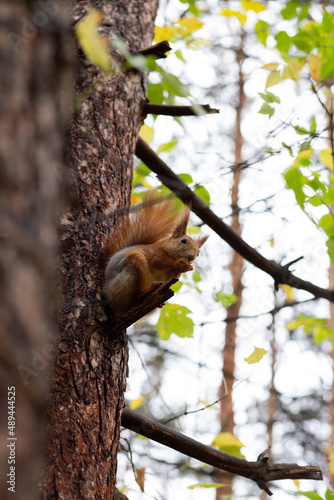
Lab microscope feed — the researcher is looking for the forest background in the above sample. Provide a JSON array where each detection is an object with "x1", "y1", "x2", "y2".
[{"x1": 116, "y1": 1, "x2": 334, "y2": 499}]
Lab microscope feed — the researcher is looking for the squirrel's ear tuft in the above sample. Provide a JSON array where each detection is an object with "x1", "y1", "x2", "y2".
[
  {"x1": 197, "y1": 234, "x2": 209, "y2": 248},
  {"x1": 172, "y1": 208, "x2": 190, "y2": 238}
]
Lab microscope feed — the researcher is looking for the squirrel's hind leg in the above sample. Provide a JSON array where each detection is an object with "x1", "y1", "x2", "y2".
[{"x1": 124, "y1": 250, "x2": 154, "y2": 297}]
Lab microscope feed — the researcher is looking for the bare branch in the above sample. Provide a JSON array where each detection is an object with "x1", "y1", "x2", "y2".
[
  {"x1": 133, "y1": 40, "x2": 171, "y2": 59},
  {"x1": 121, "y1": 408, "x2": 322, "y2": 496},
  {"x1": 135, "y1": 137, "x2": 334, "y2": 303},
  {"x1": 143, "y1": 103, "x2": 220, "y2": 116}
]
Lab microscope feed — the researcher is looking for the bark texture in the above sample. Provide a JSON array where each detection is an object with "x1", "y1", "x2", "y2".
[
  {"x1": 0, "y1": 2, "x2": 74, "y2": 499},
  {"x1": 40, "y1": 1, "x2": 159, "y2": 499}
]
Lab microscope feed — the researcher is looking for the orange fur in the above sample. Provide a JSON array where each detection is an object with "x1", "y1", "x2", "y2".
[
  {"x1": 103, "y1": 192, "x2": 208, "y2": 316},
  {"x1": 104, "y1": 194, "x2": 189, "y2": 258}
]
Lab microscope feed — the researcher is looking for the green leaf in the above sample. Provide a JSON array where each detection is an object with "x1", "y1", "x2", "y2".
[
  {"x1": 255, "y1": 20, "x2": 270, "y2": 46},
  {"x1": 192, "y1": 270, "x2": 201, "y2": 283},
  {"x1": 291, "y1": 30, "x2": 316, "y2": 52},
  {"x1": 211, "y1": 432, "x2": 245, "y2": 459},
  {"x1": 326, "y1": 238, "x2": 334, "y2": 264},
  {"x1": 147, "y1": 83, "x2": 164, "y2": 105},
  {"x1": 188, "y1": 483, "x2": 227, "y2": 490},
  {"x1": 132, "y1": 163, "x2": 151, "y2": 186},
  {"x1": 161, "y1": 72, "x2": 190, "y2": 97},
  {"x1": 319, "y1": 213, "x2": 334, "y2": 238},
  {"x1": 320, "y1": 46, "x2": 334, "y2": 81},
  {"x1": 300, "y1": 141, "x2": 311, "y2": 151},
  {"x1": 258, "y1": 102, "x2": 275, "y2": 118},
  {"x1": 284, "y1": 167, "x2": 307, "y2": 208},
  {"x1": 308, "y1": 195, "x2": 322, "y2": 207},
  {"x1": 298, "y1": 3, "x2": 309, "y2": 21},
  {"x1": 194, "y1": 185, "x2": 211, "y2": 205},
  {"x1": 310, "y1": 116, "x2": 317, "y2": 133},
  {"x1": 258, "y1": 91, "x2": 281, "y2": 104},
  {"x1": 297, "y1": 491, "x2": 324, "y2": 500},
  {"x1": 186, "y1": 224, "x2": 201, "y2": 235},
  {"x1": 326, "y1": 490, "x2": 334, "y2": 500},
  {"x1": 156, "y1": 138, "x2": 178, "y2": 154},
  {"x1": 275, "y1": 31, "x2": 291, "y2": 54},
  {"x1": 215, "y1": 291, "x2": 237, "y2": 308},
  {"x1": 322, "y1": 11, "x2": 334, "y2": 34},
  {"x1": 170, "y1": 281, "x2": 183, "y2": 292},
  {"x1": 179, "y1": 173, "x2": 193, "y2": 185},
  {"x1": 281, "y1": 0, "x2": 300, "y2": 21},
  {"x1": 156, "y1": 304, "x2": 194, "y2": 340},
  {"x1": 286, "y1": 314, "x2": 334, "y2": 344},
  {"x1": 174, "y1": 49, "x2": 186, "y2": 62}
]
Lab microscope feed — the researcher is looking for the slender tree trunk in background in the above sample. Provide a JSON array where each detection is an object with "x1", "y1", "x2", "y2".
[
  {"x1": 0, "y1": 3, "x2": 74, "y2": 499},
  {"x1": 39, "y1": 1, "x2": 160, "y2": 498},
  {"x1": 260, "y1": 307, "x2": 278, "y2": 500},
  {"x1": 325, "y1": 90, "x2": 334, "y2": 490},
  {"x1": 216, "y1": 39, "x2": 246, "y2": 500}
]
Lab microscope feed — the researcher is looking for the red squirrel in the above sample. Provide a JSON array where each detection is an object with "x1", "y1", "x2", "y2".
[{"x1": 103, "y1": 193, "x2": 208, "y2": 316}]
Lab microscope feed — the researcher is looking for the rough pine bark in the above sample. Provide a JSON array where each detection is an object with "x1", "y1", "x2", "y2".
[
  {"x1": 39, "y1": 1, "x2": 159, "y2": 499},
  {"x1": 0, "y1": 2, "x2": 74, "y2": 499}
]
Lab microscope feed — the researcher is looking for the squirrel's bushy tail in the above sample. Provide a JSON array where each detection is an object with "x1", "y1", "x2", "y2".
[{"x1": 104, "y1": 193, "x2": 189, "y2": 258}]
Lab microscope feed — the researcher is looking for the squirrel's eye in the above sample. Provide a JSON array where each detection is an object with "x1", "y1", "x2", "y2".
[{"x1": 181, "y1": 237, "x2": 188, "y2": 244}]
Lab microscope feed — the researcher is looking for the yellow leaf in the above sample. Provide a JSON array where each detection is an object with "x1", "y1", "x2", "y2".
[
  {"x1": 139, "y1": 124, "x2": 154, "y2": 145},
  {"x1": 286, "y1": 320, "x2": 301, "y2": 330},
  {"x1": 279, "y1": 284, "x2": 294, "y2": 303},
  {"x1": 309, "y1": 54, "x2": 321, "y2": 82},
  {"x1": 188, "y1": 38, "x2": 213, "y2": 49},
  {"x1": 199, "y1": 400, "x2": 218, "y2": 409},
  {"x1": 320, "y1": 148, "x2": 334, "y2": 170},
  {"x1": 241, "y1": 0, "x2": 266, "y2": 13},
  {"x1": 131, "y1": 193, "x2": 143, "y2": 205},
  {"x1": 292, "y1": 148, "x2": 314, "y2": 168},
  {"x1": 75, "y1": 9, "x2": 112, "y2": 73},
  {"x1": 244, "y1": 347, "x2": 267, "y2": 364},
  {"x1": 329, "y1": 452, "x2": 334, "y2": 474},
  {"x1": 176, "y1": 16, "x2": 204, "y2": 34},
  {"x1": 219, "y1": 9, "x2": 247, "y2": 26},
  {"x1": 154, "y1": 25, "x2": 174, "y2": 44},
  {"x1": 293, "y1": 479, "x2": 300, "y2": 489},
  {"x1": 142, "y1": 179, "x2": 154, "y2": 189},
  {"x1": 262, "y1": 63, "x2": 280, "y2": 70},
  {"x1": 283, "y1": 58, "x2": 305, "y2": 84},
  {"x1": 135, "y1": 468, "x2": 145, "y2": 492},
  {"x1": 212, "y1": 432, "x2": 244, "y2": 449},
  {"x1": 304, "y1": 21, "x2": 320, "y2": 31},
  {"x1": 265, "y1": 69, "x2": 282, "y2": 89},
  {"x1": 129, "y1": 396, "x2": 145, "y2": 410}
]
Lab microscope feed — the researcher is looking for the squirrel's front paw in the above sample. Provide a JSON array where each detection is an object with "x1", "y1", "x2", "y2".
[{"x1": 178, "y1": 258, "x2": 193, "y2": 272}]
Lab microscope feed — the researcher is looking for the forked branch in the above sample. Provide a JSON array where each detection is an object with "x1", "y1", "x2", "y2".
[{"x1": 121, "y1": 408, "x2": 322, "y2": 496}]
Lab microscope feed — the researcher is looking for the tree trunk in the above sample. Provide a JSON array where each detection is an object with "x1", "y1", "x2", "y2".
[
  {"x1": 39, "y1": 1, "x2": 159, "y2": 499},
  {"x1": 0, "y1": 2, "x2": 74, "y2": 500},
  {"x1": 216, "y1": 37, "x2": 246, "y2": 500}
]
